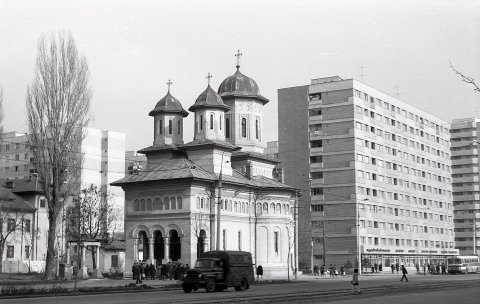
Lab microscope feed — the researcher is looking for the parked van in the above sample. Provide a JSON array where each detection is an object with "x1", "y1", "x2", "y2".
[{"x1": 182, "y1": 251, "x2": 254, "y2": 293}]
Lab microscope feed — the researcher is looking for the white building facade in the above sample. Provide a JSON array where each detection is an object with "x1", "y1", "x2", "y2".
[
  {"x1": 278, "y1": 76, "x2": 458, "y2": 271},
  {"x1": 113, "y1": 62, "x2": 296, "y2": 277},
  {"x1": 450, "y1": 117, "x2": 480, "y2": 255}
]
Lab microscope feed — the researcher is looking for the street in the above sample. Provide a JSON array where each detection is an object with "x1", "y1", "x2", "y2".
[{"x1": 1, "y1": 274, "x2": 479, "y2": 304}]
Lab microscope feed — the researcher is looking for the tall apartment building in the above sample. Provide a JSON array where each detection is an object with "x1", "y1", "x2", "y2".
[
  {"x1": 450, "y1": 117, "x2": 480, "y2": 255},
  {"x1": 0, "y1": 128, "x2": 126, "y2": 232},
  {"x1": 278, "y1": 76, "x2": 458, "y2": 271}
]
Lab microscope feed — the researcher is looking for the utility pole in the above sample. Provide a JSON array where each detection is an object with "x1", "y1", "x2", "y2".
[
  {"x1": 216, "y1": 151, "x2": 225, "y2": 251},
  {"x1": 294, "y1": 187, "x2": 298, "y2": 279}
]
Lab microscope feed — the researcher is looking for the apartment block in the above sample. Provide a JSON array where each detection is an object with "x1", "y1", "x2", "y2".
[
  {"x1": 278, "y1": 76, "x2": 457, "y2": 271},
  {"x1": 450, "y1": 117, "x2": 480, "y2": 255}
]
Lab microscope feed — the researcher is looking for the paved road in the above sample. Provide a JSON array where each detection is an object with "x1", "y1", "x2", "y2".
[{"x1": 1, "y1": 274, "x2": 479, "y2": 304}]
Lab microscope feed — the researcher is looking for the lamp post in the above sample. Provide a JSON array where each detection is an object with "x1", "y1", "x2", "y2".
[
  {"x1": 357, "y1": 198, "x2": 368, "y2": 275},
  {"x1": 216, "y1": 152, "x2": 225, "y2": 251}
]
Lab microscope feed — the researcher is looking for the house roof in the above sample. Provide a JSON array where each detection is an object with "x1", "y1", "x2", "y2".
[{"x1": 0, "y1": 182, "x2": 36, "y2": 212}]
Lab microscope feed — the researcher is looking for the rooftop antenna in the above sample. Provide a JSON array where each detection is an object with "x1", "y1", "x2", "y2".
[
  {"x1": 358, "y1": 65, "x2": 366, "y2": 82},
  {"x1": 166, "y1": 79, "x2": 172, "y2": 92},
  {"x1": 206, "y1": 73, "x2": 213, "y2": 86},
  {"x1": 235, "y1": 49, "x2": 242, "y2": 70},
  {"x1": 395, "y1": 85, "x2": 401, "y2": 99}
]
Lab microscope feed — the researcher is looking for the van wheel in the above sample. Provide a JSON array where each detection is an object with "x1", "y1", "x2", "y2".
[
  {"x1": 205, "y1": 278, "x2": 217, "y2": 292},
  {"x1": 235, "y1": 278, "x2": 248, "y2": 291},
  {"x1": 182, "y1": 284, "x2": 193, "y2": 293}
]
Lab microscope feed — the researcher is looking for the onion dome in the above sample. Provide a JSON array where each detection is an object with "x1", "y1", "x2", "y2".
[
  {"x1": 188, "y1": 85, "x2": 230, "y2": 112},
  {"x1": 149, "y1": 91, "x2": 189, "y2": 117},
  {"x1": 218, "y1": 68, "x2": 269, "y2": 104}
]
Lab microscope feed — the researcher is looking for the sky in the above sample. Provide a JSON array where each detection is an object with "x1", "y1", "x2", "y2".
[{"x1": 0, "y1": 0, "x2": 479, "y2": 151}]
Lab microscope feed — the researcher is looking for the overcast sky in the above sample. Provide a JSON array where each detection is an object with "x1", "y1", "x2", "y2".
[{"x1": 1, "y1": 0, "x2": 479, "y2": 151}]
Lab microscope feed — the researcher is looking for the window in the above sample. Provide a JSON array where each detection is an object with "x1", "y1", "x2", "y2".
[
  {"x1": 255, "y1": 119, "x2": 259, "y2": 139},
  {"x1": 210, "y1": 114, "x2": 214, "y2": 130},
  {"x1": 6, "y1": 246, "x2": 14, "y2": 258},
  {"x1": 24, "y1": 219, "x2": 31, "y2": 233},
  {"x1": 140, "y1": 199, "x2": 146, "y2": 211},
  {"x1": 219, "y1": 115, "x2": 222, "y2": 130},
  {"x1": 223, "y1": 229, "x2": 227, "y2": 250},
  {"x1": 177, "y1": 120, "x2": 181, "y2": 134},
  {"x1": 177, "y1": 197, "x2": 182, "y2": 209},
  {"x1": 25, "y1": 246, "x2": 30, "y2": 259},
  {"x1": 200, "y1": 115, "x2": 203, "y2": 130},
  {"x1": 40, "y1": 199, "x2": 46, "y2": 208},
  {"x1": 274, "y1": 231, "x2": 279, "y2": 255},
  {"x1": 159, "y1": 120, "x2": 163, "y2": 134},
  {"x1": 7, "y1": 219, "x2": 15, "y2": 232},
  {"x1": 111, "y1": 255, "x2": 119, "y2": 268},
  {"x1": 226, "y1": 117, "x2": 230, "y2": 138},
  {"x1": 168, "y1": 120, "x2": 173, "y2": 134},
  {"x1": 238, "y1": 231, "x2": 242, "y2": 251},
  {"x1": 241, "y1": 118, "x2": 247, "y2": 138},
  {"x1": 134, "y1": 199, "x2": 139, "y2": 211}
]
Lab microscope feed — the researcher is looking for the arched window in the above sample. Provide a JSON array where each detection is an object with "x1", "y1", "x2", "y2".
[
  {"x1": 241, "y1": 118, "x2": 247, "y2": 138},
  {"x1": 147, "y1": 199, "x2": 152, "y2": 210},
  {"x1": 226, "y1": 117, "x2": 230, "y2": 138},
  {"x1": 168, "y1": 120, "x2": 173, "y2": 134},
  {"x1": 159, "y1": 120, "x2": 163, "y2": 134},
  {"x1": 200, "y1": 115, "x2": 203, "y2": 130},
  {"x1": 234, "y1": 202, "x2": 238, "y2": 213},
  {"x1": 255, "y1": 119, "x2": 259, "y2": 139},
  {"x1": 177, "y1": 197, "x2": 182, "y2": 209},
  {"x1": 270, "y1": 203, "x2": 275, "y2": 213},
  {"x1": 197, "y1": 197, "x2": 201, "y2": 209},
  {"x1": 228, "y1": 200, "x2": 233, "y2": 212},
  {"x1": 219, "y1": 115, "x2": 222, "y2": 130},
  {"x1": 178, "y1": 120, "x2": 181, "y2": 134},
  {"x1": 210, "y1": 114, "x2": 214, "y2": 130},
  {"x1": 201, "y1": 198, "x2": 204, "y2": 209},
  {"x1": 171, "y1": 197, "x2": 176, "y2": 209},
  {"x1": 140, "y1": 199, "x2": 146, "y2": 211},
  {"x1": 154, "y1": 198, "x2": 161, "y2": 210},
  {"x1": 164, "y1": 197, "x2": 170, "y2": 210},
  {"x1": 263, "y1": 202, "x2": 268, "y2": 214},
  {"x1": 134, "y1": 199, "x2": 139, "y2": 211},
  {"x1": 277, "y1": 203, "x2": 282, "y2": 214}
]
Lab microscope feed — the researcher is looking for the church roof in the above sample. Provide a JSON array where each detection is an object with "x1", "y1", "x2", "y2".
[
  {"x1": 180, "y1": 139, "x2": 240, "y2": 151},
  {"x1": 149, "y1": 91, "x2": 189, "y2": 117},
  {"x1": 188, "y1": 85, "x2": 230, "y2": 112},
  {"x1": 218, "y1": 68, "x2": 269, "y2": 104},
  {"x1": 231, "y1": 150, "x2": 280, "y2": 164},
  {"x1": 111, "y1": 156, "x2": 294, "y2": 192}
]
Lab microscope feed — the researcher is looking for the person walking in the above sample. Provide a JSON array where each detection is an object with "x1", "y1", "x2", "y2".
[
  {"x1": 391, "y1": 264, "x2": 395, "y2": 274},
  {"x1": 351, "y1": 268, "x2": 361, "y2": 295},
  {"x1": 256, "y1": 265, "x2": 263, "y2": 279},
  {"x1": 134, "y1": 263, "x2": 143, "y2": 284},
  {"x1": 374, "y1": 263, "x2": 378, "y2": 273},
  {"x1": 395, "y1": 263, "x2": 399, "y2": 274},
  {"x1": 400, "y1": 265, "x2": 408, "y2": 282},
  {"x1": 150, "y1": 264, "x2": 156, "y2": 280}
]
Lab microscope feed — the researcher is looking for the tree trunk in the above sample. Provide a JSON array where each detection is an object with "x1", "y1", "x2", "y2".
[
  {"x1": 44, "y1": 209, "x2": 58, "y2": 280},
  {"x1": 0, "y1": 245, "x2": 4, "y2": 273}
]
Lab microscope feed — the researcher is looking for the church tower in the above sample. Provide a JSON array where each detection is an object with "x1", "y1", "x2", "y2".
[
  {"x1": 189, "y1": 73, "x2": 230, "y2": 141},
  {"x1": 217, "y1": 51, "x2": 269, "y2": 153},
  {"x1": 149, "y1": 80, "x2": 189, "y2": 146}
]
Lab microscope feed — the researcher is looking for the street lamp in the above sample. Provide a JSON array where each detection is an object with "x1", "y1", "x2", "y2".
[{"x1": 357, "y1": 198, "x2": 368, "y2": 275}]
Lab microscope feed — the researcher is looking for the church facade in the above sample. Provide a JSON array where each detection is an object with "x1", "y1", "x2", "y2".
[{"x1": 112, "y1": 59, "x2": 296, "y2": 277}]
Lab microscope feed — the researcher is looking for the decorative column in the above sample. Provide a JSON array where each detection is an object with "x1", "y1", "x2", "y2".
[
  {"x1": 163, "y1": 237, "x2": 170, "y2": 263},
  {"x1": 148, "y1": 238, "x2": 155, "y2": 264},
  {"x1": 133, "y1": 240, "x2": 138, "y2": 262},
  {"x1": 79, "y1": 243, "x2": 88, "y2": 279}
]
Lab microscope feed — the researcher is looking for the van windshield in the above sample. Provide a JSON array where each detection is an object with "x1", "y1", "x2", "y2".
[{"x1": 195, "y1": 259, "x2": 222, "y2": 268}]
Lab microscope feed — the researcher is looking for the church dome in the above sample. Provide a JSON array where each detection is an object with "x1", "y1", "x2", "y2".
[
  {"x1": 188, "y1": 85, "x2": 230, "y2": 112},
  {"x1": 149, "y1": 91, "x2": 189, "y2": 117},
  {"x1": 218, "y1": 68, "x2": 269, "y2": 104}
]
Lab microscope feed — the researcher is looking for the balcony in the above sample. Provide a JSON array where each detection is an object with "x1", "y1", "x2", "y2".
[
  {"x1": 452, "y1": 167, "x2": 479, "y2": 174},
  {"x1": 309, "y1": 115, "x2": 323, "y2": 124},
  {"x1": 451, "y1": 157, "x2": 478, "y2": 166},
  {"x1": 309, "y1": 99, "x2": 323, "y2": 108}
]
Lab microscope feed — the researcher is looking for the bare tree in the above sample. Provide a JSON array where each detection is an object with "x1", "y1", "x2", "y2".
[
  {"x1": 26, "y1": 31, "x2": 91, "y2": 279},
  {"x1": 191, "y1": 211, "x2": 209, "y2": 257},
  {"x1": 450, "y1": 63, "x2": 480, "y2": 93},
  {"x1": 64, "y1": 184, "x2": 118, "y2": 270},
  {"x1": 0, "y1": 201, "x2": 27, "y2": 273}
]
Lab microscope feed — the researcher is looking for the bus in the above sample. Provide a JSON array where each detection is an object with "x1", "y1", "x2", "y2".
[{"x1": 447, "y1": 256, "x2": 480, "y2": 274}]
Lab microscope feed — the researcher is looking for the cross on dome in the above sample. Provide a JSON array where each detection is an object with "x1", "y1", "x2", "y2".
[
  {"x1": 166, "y1": 79, "x2": 173, "y2": 92},
  {"x1": 235, "y1": 49, "x2": 242, "y2": 70},
  {"x1": 206, "y1": 73, "x2": 213, "y2": 85}
]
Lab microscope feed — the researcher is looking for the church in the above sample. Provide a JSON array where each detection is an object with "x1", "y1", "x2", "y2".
[{"x1": 112, "y1": 54, "x2": 297, "y2": 277}]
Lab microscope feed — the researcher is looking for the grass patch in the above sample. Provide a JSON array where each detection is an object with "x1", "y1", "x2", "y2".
[{"x1": 0, "y1": 284, "x2": 68, "y2": 296}]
